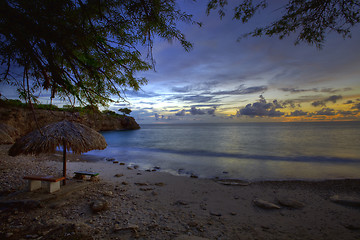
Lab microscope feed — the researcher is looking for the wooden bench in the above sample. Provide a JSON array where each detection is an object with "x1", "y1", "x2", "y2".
[
  {"x1": 74, "y1": 171, "x2": 99, "y2": 181},
  {"x1": 23, "y1": 175, "x2": 66, "y2": 193}
]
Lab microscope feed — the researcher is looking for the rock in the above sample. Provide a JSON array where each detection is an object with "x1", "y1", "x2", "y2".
[
  {"x1": 278, "y1": 198, "x2": 305, "y2": 209},
  {"x1": 190, "y1": 174, "x2": 198, "y2": 178},
  {"x1": 140, "y1": 187, "x2": 154, "y2": 191},
  {"x1": 127, "y1": 167, "x2": 133, "y2": 170},
  {"x1": 113, "y1": 161, "x2": 119, "y2": 164},
  {"x1": 210, "y1": 211, "x2": 222, "y2": 217},
  {"x1": 6, "y1": 233, "x2": 13, "y2": 238},
  {"x1": 119, "y1": 162, "x2": 126, "y2": 165},
  {"x1": 155, "y1": 182, "x2": 165, "y2": 186},
  {"x1": 135, "y1": 182, "x2": 149, "y2": 186},
  {"x1": 114, "y1": 174, "x2": 124, "y2": 177},
  {"x1": 330, "y1": 195, "x2": 360, "y2": 207},
  {"x1": 174, "y1": 235, "x2": 210, "y2": 240},
  {"x1": 133, "y1": 165, "x2": 139, "y2": 169},
  {"x1": 103, "y1": 191, "x2": 113, "y2": 197},
  {"x1": 122, "y1": 181, "x2": 129, "y2": 185},
  {"x1": 174, "y1": 200, "x2": 189, "y2": 206},
  {"x1": 216, "y1": 179, "x2": 250, "y2": 186},
  {"x1": 154, "y1": 166, "x2": 161, "y2": 170},
  {"x1": 91, "y1": 200, "x2": 108, "y2": 213},
  {"x1": 253, "y1": 198, "x2": 281, "y2": 209}
]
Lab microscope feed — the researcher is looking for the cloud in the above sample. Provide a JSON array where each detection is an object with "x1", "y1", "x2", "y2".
[
  {"x1": 325, "y1": 95, "x2": 342, "y2": 103},
  {"x1": 351, "y1": 103, "x2": 360, "y2": 111},
  {"x1": 175, "y1": 109, "x2": 186, "y2": 116},
  {"x1": 211, "y1": 85, "x2": 267, "y2": 95},
  {"x1": 313, "y1": 108, "x2": 336, "y2": 116},
  {"x1": 311, "y1": 95, "x2": 343, "y2": 107},
  {"x1": 207, "y1": 107, "x2": 216, "y2": 116},
  {"x1": 190, "y1": 106, "x2": 206, "y2": 115},
  {"x1": 168, "y1": 95, "x2": 215, "y2": 103},
  {"x1": 279, "y1": 88, "x2": 348, "y2": 94},
  {"x1": 288, "y1": 110, "x2": 308, "y2": 116},
  {"x1": 237, "y1": 95, "x2": 284, "y2": 117}
]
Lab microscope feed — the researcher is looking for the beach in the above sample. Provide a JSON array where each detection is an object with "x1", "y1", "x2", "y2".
[{"x1": 1, "y1": 145, "x2": 360, "y2": 240}]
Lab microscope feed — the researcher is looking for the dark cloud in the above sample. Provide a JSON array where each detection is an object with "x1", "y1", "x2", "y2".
[
  {"x1": 211, "y1": 85, "x2": 267, "y2": 95},
  {"x1": 311, "y1": 100, "x2": 326, "y2": 107},
  {"x1": 237, "y1": 95, "x2": 284, "y2": 117},
  {"x1": 175, "y1": 109, "x2": 186, "y2": 116},
  {"x1": 324, "y1": 95, "x2": 342, "y2": 103},
  {"x1": 351, "y1": 103, "x2": 360, "y2": 110},
  {"x1": 288, "y1": 110, "x2": 308, "y2": 116},
  {"x1": 207, "y1": 107, "x2": 217, "y2": 116},
  {"x1": 190, "y1": 106, "x2": 206, "y2": 115},
  {"x1": 172, "y1": 86, "x2": 192, "y2": 93},
  {"x1": 338, "y1": 110, "x2": 358, "y2": 116},
  {"x1": 313, "y1": 108, "x2": 336, "y2": 116},
  {"x1": 279, "y1": 88, "x2": 347, "y2": 94},
  {"x1": 155, "y1": 113, "x2": 164, "y2": 120},
  {"x1": 168, "y1": 95, "x2": 215, "y2": 103},
  {"x1": 311, "y1": 95, "x2": 342, "y2": 107}
]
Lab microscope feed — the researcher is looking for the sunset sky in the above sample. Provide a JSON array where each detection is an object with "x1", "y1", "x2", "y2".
[
  {"x1": 116, "y1": 1, "x2": 360, "y2": 124},
  {"x1": 3, "y1": 1, "x2": 360, "y2": 124}
]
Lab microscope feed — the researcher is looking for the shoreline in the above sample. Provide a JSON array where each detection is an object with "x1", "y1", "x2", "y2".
[{"x1": 1, "y1": 144, "x2": 360, "y2": 239}]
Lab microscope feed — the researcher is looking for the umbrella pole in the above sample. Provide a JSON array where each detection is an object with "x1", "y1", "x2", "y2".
[{"x1": 63, "y1": 141, "x2": 67, "y2": 185}]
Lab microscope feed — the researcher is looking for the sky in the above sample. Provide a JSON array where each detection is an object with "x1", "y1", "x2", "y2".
[{"x1": 2, "y1": 1, "x2": 360, "y2": 124}]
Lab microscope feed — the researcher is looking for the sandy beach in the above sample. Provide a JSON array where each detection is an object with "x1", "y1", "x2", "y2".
[{"x1": 1, "y1": 144, "x2": 360, "y2": 240}]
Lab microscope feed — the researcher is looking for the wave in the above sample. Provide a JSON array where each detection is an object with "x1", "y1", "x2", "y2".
[{"x1": 103, "y1": 146, "x2": 360, "y2": 164}]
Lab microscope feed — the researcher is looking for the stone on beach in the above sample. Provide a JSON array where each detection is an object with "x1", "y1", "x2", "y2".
[
  {"x1": 91, "y1": 200, "x2": 108, "y2": 213},
  {"x1": 330, "y1": 195, "x2": 360, "y2": 207},
  {"x1": 277, "y1": 198, "x2": 305, "y2": 209},
  {"x1": 253, "y1": 198, "x2": 281, "y2": 209}
]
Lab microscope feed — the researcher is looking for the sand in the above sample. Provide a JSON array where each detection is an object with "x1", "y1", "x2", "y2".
[{"x1": 1, "y1": 144, "x2": 360, "y2": 240}]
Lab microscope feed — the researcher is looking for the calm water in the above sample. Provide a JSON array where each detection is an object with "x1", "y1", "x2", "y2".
[{"x1": 86, "y1": 122, "x2": 360, "y2": 181}]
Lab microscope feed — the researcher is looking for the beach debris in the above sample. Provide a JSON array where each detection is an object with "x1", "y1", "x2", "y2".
[
  {"x1": 330, "y1": 195, "x2": 360, "y2": 207},
  {"x1": 277, "y1": 198, "x2": 305, "y2": 209},
  {"x1": 114, "y1": 174, "x2": 124, "y2": 178},
  {"x1": 91, "y1": 199, "x2": 108, "y2": 213},
  {"x1": 215, "y1": 179, "x2": 250, "y2": 186},
  {"x1": 253, "y1": 198, "x2": 281, "y2": 209}
]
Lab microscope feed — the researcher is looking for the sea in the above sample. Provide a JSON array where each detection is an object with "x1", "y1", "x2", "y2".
[{"x1": 85, "y1": 121, "x2": 360, "y2": 181}]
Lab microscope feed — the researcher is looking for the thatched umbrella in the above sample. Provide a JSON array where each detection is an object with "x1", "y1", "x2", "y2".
[
  {"x1": 8, "y1": 120, "x2": 107, "y2": 184},
  {"x1": 0, "y1": 123, "x2": 19, "y2": 144}
]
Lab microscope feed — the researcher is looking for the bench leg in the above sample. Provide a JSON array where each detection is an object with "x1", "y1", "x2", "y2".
[
  {"x1": 45, "y1": 181, "x2": 61, "y2": 193},
  {"x1": 28, "y1": 180, "x2": 41, "y2": 191}
]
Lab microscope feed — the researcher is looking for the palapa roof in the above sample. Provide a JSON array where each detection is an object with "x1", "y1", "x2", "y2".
[
  {"x1": 0, "y1": 123, "x2": 19, "y2": 144},
  {"x1": 8, "y1": 120, "x2": 107, "y2": 156}
]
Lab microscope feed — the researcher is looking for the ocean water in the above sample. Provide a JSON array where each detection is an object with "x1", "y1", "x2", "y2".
[{"x1": 86, "y1": 122, "x2": 360, "y2": 181}]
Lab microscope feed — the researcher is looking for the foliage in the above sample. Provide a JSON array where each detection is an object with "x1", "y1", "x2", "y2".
[
  {"x1": 118, "y1": 107, "x2": 132, "y2": 115},
  {"x1": 207, "y1": 0, "x2": 360, "y2": 48},
  {"x1": 0, "y1": 0, "x2": 197, "y2": 106}
]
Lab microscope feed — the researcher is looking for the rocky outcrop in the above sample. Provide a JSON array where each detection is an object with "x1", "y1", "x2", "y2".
[{"x1": 0, "y1": 105, "x2": 140, "y2": 137}]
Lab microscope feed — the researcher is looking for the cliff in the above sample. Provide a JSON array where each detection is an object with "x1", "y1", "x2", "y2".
[{"x1": 0, "y1": 104, "x2": 140, "y2": 138}]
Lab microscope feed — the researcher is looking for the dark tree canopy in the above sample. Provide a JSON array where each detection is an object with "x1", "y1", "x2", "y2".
[
  {"x1": 207, "y1": 0, "x2": 360, "y2": 48},
  {"x1": 0, "y1": 0, "x2": 196, "y2": 106}
]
